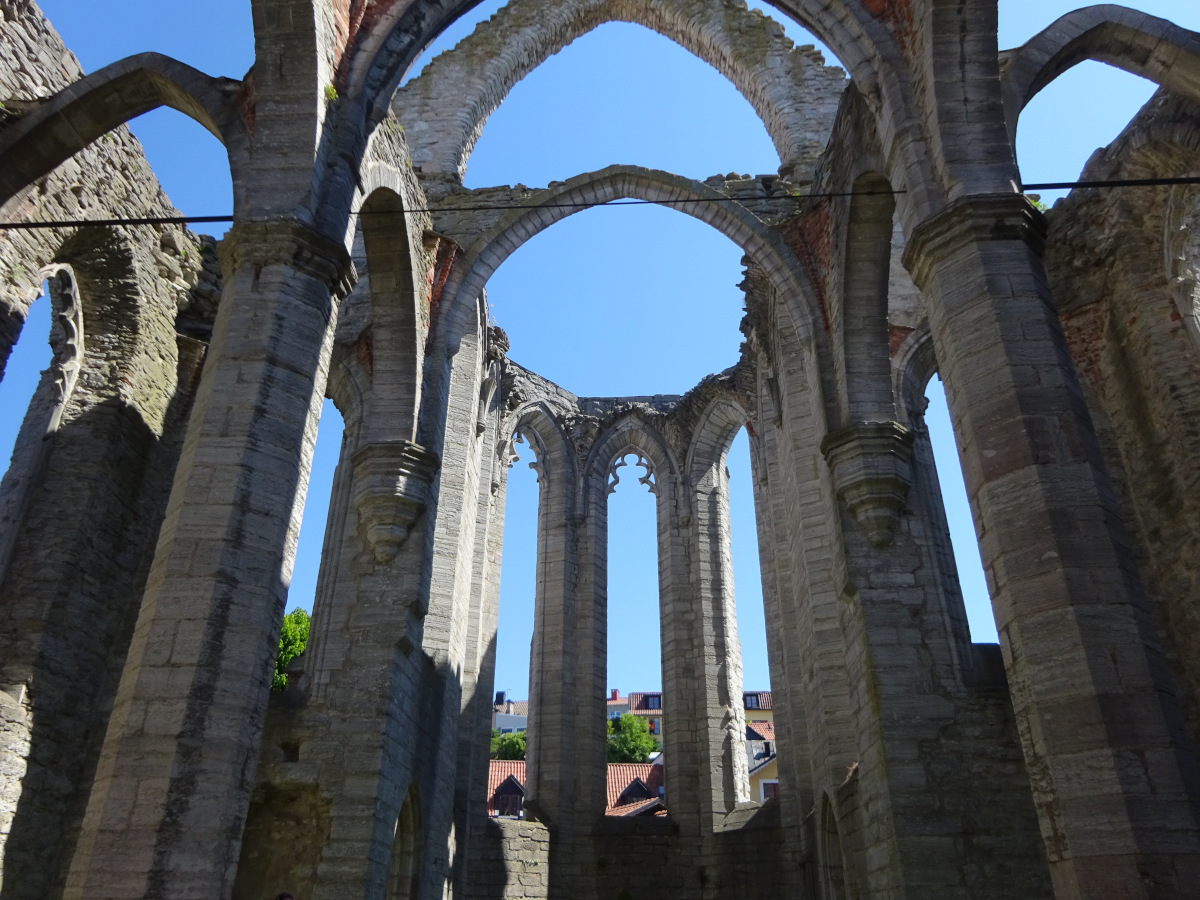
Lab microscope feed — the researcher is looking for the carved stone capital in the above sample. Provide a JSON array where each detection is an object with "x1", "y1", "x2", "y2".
[
  {"x1": 821, "y1": 421, "x2": 915, "y2": 548},
  {"x1": 219, "y1": 219, "x2": 358, "y2": 300},
  {"x1": 352, "y1": 441, "x2": 440, "y2": 564},
  {"x1": 902, "y1": 193, "x2": 1047, "y2": 291}
]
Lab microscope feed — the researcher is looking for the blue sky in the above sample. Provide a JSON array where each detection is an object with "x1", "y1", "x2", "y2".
[{"x1": 6, "y1": 0, "x2": 1199, "y2": 699}]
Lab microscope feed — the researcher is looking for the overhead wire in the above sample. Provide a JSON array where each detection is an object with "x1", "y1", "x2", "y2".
[{"x1": 1, "y1": 175, "x2": 1199, "y2": 231}]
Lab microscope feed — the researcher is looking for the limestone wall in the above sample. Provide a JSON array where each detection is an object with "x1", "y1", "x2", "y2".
[
  {"x1": 1047, "y1": 89, "x2": 1200, "y2": 759},
  {"x1": 0, "y1": 5, "x2": 215, "y2": 896}
]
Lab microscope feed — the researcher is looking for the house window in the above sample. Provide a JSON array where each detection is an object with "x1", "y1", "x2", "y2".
[
  {"x1": 646, "y1": 695, "x2": 661, "y2": 710},
  {"x1": 744, "y1": 694, "x2": 759, "y2": 710},
  {"x1": 497, "y1": 795, "x2": 523, "y2": 817},
  {"x1": 648, "y1": 718, "x2": 660, "y2": 735},
  {"x1": 761, "y1": 781, "x2": 779, "y2": 801}
]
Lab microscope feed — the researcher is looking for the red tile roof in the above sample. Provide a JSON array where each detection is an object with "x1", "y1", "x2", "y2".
[
  {"x1": 605, "y1": 797, "x2": 667, "y2": 817},
  {"x1": 486, "y1": 760, "x2": 526, "y2": 815},
  {"x1": 626, "y1": 692, "x2": 664, "y2": 715},
  {"x1": 606, "y1": 762, "x2": 665, "y2": 809},
  {"x1": 493, "y1": 700, "x2": 529, "y2": 717},
  {"x1": 747, "y1": 721, "x2": 776, "y2": 741}
]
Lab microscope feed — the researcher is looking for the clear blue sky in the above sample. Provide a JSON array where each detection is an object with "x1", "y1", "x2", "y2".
[{"x1": 5, "y1": 0, "x2": 1198, "y2": 700}]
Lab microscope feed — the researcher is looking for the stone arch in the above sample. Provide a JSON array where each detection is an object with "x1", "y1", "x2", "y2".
[
  {"x1": 358, "y1": 186, "x2": 426, "y2": 443},
  {"x1": 392, "y1": 0, "x2": 847, "y2": 181},
  {"x1": 892, "y1": 321, "x2": 937, "y2": 428},
  {"x1": 686, "y1": 394, "x2": 752, "y2": 485},
  {"x1": 504, "y1": 399, "x2": 576, "y2": 489},
  {"x1": 440, "y1": 165, "x2": 826, "y2": 364},
  {"x1": 586, "y1": 411, "x2": 678, "y2": 495},
  {"x1": 818, "y1": 792, "x2": 848, "y2": 900},
  {"x1": 0, "y1": 266, "x2": 84, "y2": 574},
  {"x1": 838, "y1": 171, "x2": 896, "y2": 426},
  {"x1": 386, "y1": 783, "x2": 423, "y2": 899},
  {"x1": 0, "y1": 52, "x2": 246, "y2": 211},
  {"x1": 1000, "y1": 6, "x2": 1200, "y2": 149},
  {"x1": 349, "y1": 0, "x2": 891, "y2": 138}
]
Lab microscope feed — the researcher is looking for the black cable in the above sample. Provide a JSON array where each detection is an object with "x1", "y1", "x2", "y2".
[{"x1": 1, "y1": 175, "x2": 1197, "y2": 231}]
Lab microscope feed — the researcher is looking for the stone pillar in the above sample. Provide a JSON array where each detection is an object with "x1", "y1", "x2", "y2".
[
  {"x1": 688, "y1": 429, "x2": 751, "y2": 820},
  {"x1": 521, "y1": 421, "x2": 595, "y2": 832},
  {"x1": 63, "y1": 220, "x2": 353, "y2": 900},
  {"x1": 905, "y1": 194, "x2": 1200, "y2": 898}
]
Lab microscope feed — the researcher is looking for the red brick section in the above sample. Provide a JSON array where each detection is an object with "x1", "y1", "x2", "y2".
[
  {"x1": 888, "y1": 324, "x2": 914, "y2": 358},
  {"x1": 355, "y1": 329, "x2": 374, "y2": 378},
  {"x1": 426, "y1": 239, "x2": 457, "y2": 352},
  {"x1": 333, "y1": 0, "x2": 399, "y2": 90},
  {"x1": 862, "y1": 0, "x2": 918, "y2": 62},
  {"x1": 236, "y1": 71, "x2": 257, "y2": 133},
  {"x1": 785, "y1": 198, "x2": 832, "y2": 333}
]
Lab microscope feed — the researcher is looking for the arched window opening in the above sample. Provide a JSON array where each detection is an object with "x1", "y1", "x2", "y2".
[
  {"x1": 606, "y1": 452, "x2": 663, "y2": 771},
  {"x1": 465, "y1": 21, "x2": 777, "y2": 187},
  {"x1": 0, "y1": 274, "x2": 84, "y2": 574},
  {"x1": 492, "y1": 431, "x2": 539, "y2": 762},
  {"x1": 387, "y1": 785, "x2": 423, "y2": 899},
  {"x1": 1014, "y1": 60, "x2": 1186, "y2": 206},
  {"x1": 819, "y1": 797, "x2": 848, "y2": 900},
  {"x1": 484, "y1": 205, "x2": 746, "y2": 397},
  {"x1": 125, "y1": 111, "x2": 235, "y2": 233},
  {"x1": 923, "y1": 376, "x2": 999, "y2": 644},
  {"x1": 288, "y1": 398, "x2": 347, "y2": 617},
  {"x1": 728, "y1": 427, "x2": 774, "y2": 800},
  {"x1": 38, "y1": 0, "x2": 252, "y2": 230},
  {"x1": 0, "y1": 283, "x2": 52, "y2": 476}
]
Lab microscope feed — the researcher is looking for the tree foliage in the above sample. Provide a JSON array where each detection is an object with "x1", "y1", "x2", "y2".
[
  {"x1": 606, "y1": 713, "x2": 659, "y2": 763},
  {"x1": 490, "y1": 729, "x2": 527, "y2": 760},
  {"x1": 273, "y1": 608, "x2": 310, "y2": 691}
]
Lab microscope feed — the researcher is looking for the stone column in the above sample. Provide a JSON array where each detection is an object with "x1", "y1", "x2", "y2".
[
  {"x1": 63, "y1": 220, "x2": 353, "y2": 900},
  {"x1": 905, "y1": 194, "x2": 1200, "y2": 898},
  {"x1": 521, "y1": 421, "x2": 591, "y2": 831},
  {"x1": 688, "y1": 434, "x2": 751, "y2": 820}
]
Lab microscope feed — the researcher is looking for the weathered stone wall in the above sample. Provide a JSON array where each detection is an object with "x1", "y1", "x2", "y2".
[
  {"x1": 0, "y1": 5, "x2": 219, "y2": 896},
  {"x1": 1047, "y1": 89, "x2": 1200, "y2": 759}
]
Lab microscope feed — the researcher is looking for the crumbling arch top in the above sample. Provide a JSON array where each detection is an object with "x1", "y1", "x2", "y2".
[
  {"x1": 392, "y1": 0, "x2": 846, "y2": 181},
  {"x1": 0, "y1": 52, "x2": 246, "y2": 211},
  {"x1": 1000, "y1": 4, "x2": 1200, "y2": 149}
]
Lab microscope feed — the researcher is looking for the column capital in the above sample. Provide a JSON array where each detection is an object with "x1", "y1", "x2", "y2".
[
  {"x1": 219, "y1": 219, "x2": 358, "y2": 300},
  {"x1": 821, "y1": 421, "x2": 915, "y2": 548},
  {"x1": 902, "y1": 193, "x2": 1047, "y2": 291},
  {"x1": 352, "y1": 440, "x2": 440, "y2": 567}
]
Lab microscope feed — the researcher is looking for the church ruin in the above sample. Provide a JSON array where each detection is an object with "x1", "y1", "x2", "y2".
[{"x1": 1, "y1": 0, "x2": 1200, "y2": 897}]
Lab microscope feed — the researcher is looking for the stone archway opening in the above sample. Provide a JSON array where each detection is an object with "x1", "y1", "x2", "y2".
[
  {"x1": 0, "y1": 279, "x2": 53, "y2": 477},
  {"x1": 387, "y1": 785, "x2": 423, "y2": 900}
]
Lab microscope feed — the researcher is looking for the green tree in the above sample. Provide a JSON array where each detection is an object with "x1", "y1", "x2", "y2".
[
  {"x1": 606, "y1": 713, "x2": 659, "y2": 763},
  {"x1": 490, "y1": 730, "x2": 527, "y2": 760},
  {"x1": 272, "y1": 608, "x2": 310, "y2": 691}
]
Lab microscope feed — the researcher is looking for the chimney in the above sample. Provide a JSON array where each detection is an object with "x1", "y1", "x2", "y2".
[
  {"x1": 506, "y1": 699, "x2": 514, "y2": 714},
  {"x1": 495, "y1": 691, "x2": 505, "y2": 707},
  {"x1": 610, "y1": 689, "x2": 619, "y2": 700}
]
